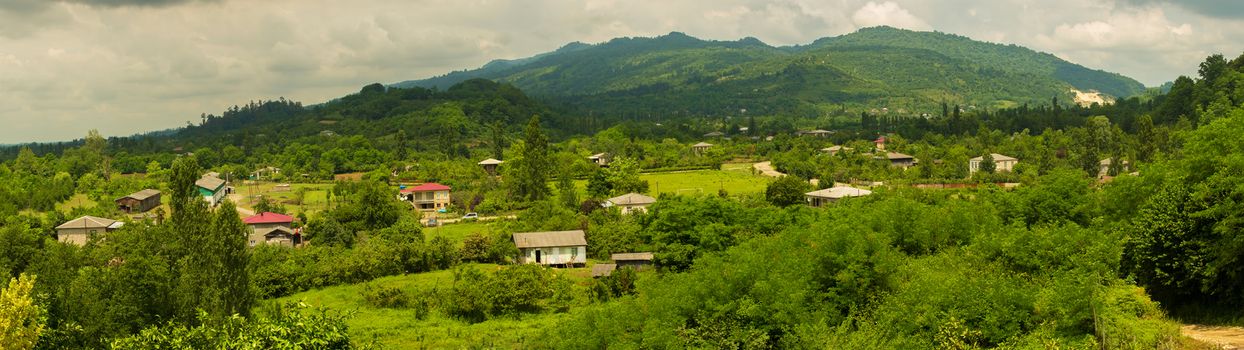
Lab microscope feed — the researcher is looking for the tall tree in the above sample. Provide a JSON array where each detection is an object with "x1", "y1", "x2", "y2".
[
  {"x1": 978, "y1": 153, "x2": 996, "y2": 174},
  {"x1": 557, "y1": 170, "x2": 579, "y2": 210},
  {"x1": 512, "y1": 115, "x2": 551, "y2": 201},
  {"x1": 0, "y1": 274, "x2": 44, "y2": 350}
]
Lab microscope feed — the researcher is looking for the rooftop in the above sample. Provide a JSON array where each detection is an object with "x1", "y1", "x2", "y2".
[
  {"x1": 512, "y1": 230, "x2": 587, "y2": 249},
  {"x1": 611, "y1": 252, "x2": 655, "y2": 261},
  {"x1": 401, "y1": 182, "x2": 451, "y2": 193},
  {"x1": 120, "y1": 189, "x2": 161, "y2": 201},
  {"x1": 56, "y1": 215, "x2": 122, "y2": 230},
  {"x1": 805, "y1": 186, "x2": 873, "y2": 199},
  {"x1": 607, "y1": 193, "x2": 656, "y2": 206},
  {"x1": 243, "y1": 212, "x2": 295, "y2": 225}
]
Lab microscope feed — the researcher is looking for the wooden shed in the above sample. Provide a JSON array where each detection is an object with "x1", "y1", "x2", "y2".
[{"x1": 116, "y1": 189, "x2": 161, "y2": 213}]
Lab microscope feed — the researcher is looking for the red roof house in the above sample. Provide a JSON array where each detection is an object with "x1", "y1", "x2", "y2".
[
  {"x1": 243, "y1": 212, "x2": 295, "y2": 225},
  {"x1": 399, "y1": 183, "x2": 452, "y2": 211}
]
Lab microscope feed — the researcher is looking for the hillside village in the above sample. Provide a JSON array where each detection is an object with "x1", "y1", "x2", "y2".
[{"x1": 0, "y1": 21, "x2": 1242, "y2": 349}]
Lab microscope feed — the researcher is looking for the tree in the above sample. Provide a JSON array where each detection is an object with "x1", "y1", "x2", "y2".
[
  {"x1": 765, "y1": 176, "x2": 809, "y2": 207},
  {"x1": 978, "y1": 153, "x2": 996, "y2": 174},
  {"x1": 512, "y1": 115, "x2": 551, "y2": 201},
  {"x1": 586, "y1": 169, "x2": 612, "y2": 199},
  {"x1": 0, "y1": 274, "x2": 44, "y2": 350},
  {"x1": 307, "y1": 217, "x2": 353, "y2": 248},
  {"x1": 490, "y1": 121, "x2": 506, "y2": 160},
  {"x1": 604, "y1": 156, "x2": 646, "y2": 195},
  {"x1": 176, "y1": 200, "x2": 254, "y2": 323},
  {"x1": 557, "y1": 171, "x2": 579, "y2": 209}
]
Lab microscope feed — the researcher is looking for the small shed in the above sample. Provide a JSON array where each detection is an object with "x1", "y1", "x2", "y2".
[
  {"x1": 611, "y1": 252, "x2": 655, "y2": 271},
  {"x1": 805, "y1": 186, "x2": 872, "y2": 207},
  {"x1": 116, "y1": 189, "x2": 161, "y2": 213},
  {"x1": 588, "y1": 153, "x2": 611, "y2": 167},
  {"x1": 513, "y1": 230, "x2": 587, "y2": 267},
  {"x1": 692, "y1": 142, "x2": 713, "y2": 156},
  {"x1": 478, "y1": 158, "x2": 504, "y2": 175}
]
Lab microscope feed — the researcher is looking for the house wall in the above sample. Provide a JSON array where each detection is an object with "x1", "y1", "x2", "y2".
[
  {"x1": 969, "y1": 159, "x2": 1017, "y2": 174},
  {"x1": 519, "y1": 246, "x2": 586, "y2": 266},
  {"x1": 57, "y1": 227, "x2": 107, "y2": 246},
  {"x1": 619, "y1": 204, "x2": 649, "y2": 215},
  {"x1": 409, "y1": 190, "x2": 451, "y2": 211},
  {"x1": 248, "y1": 231, "x2": 295, "y2": 247},
  {"x1": 200, "y1": 187, "x2": 225, "y2": 206},
  {"x1": 248, "y1": 222, "x2": 290, "y2": 234}
]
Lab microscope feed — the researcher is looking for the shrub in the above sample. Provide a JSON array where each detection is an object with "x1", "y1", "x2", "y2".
[{"x1": 362, "y1": 283, "x2": 408, "y2": 309}]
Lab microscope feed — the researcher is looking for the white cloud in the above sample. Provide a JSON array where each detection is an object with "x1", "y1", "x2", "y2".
[
  {"x1": 852, "y1": 1, "x2": 931, "y2": 30},
  {"x1": 0, "y1": 0, "x2": 1242, "y2": 142}
]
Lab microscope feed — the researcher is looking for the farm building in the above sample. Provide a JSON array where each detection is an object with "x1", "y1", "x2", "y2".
[
  {"x1": 611, "y1": 252, "x2": 655, "y2": 271},
  {"x1": 478, "y1": 158, "x2": 503, "y2": 175},
  {"x1": 513, "y1": 230, "x2": 587, "y2": 267},
  {"x1": 588, "y1": 153, "x2": 611, "y2": 167},
  {"x1": 115, "y1": 189, "x2": 161, "y2": 213}
]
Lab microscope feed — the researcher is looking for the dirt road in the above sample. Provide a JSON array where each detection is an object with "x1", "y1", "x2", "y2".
[
  {"x1": 752, "y1": 161, "x2": 786, "y2": 177},
  {"x1": 227, "y1": 193, "x2": 255, "y2": 217},
  {"x1": 1184, "y1": 325, "x2": 1244, "y2": 349}
]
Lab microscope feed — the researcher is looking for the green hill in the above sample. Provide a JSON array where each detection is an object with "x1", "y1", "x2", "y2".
[{"x1": 394, "y1": 27, "x2": 1145, "y2": 116}]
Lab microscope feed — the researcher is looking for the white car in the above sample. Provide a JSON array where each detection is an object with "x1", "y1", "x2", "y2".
[{"x1": 462, "y1": 212, "x2": 479, "y2": 220}]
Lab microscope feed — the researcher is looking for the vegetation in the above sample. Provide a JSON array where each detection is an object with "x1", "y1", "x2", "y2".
[{"x1": 0, "y1": 34, "x2": 1242, "y2": 349}]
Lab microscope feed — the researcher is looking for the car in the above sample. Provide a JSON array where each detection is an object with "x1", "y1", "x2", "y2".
[
  {"x1": 462, "y1": 212, "x2": 479, "y2": 220},
  {"x1": 424, "y1": 218, "x2": 440, "y2": 227}
]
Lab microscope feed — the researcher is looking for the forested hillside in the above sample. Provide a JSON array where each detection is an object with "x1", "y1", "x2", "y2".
[{"x1": 396, "y1": 26, "x2": 1144, "y2": 117}]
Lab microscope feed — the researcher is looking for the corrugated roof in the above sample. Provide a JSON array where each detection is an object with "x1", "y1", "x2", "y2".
[
  {"x1": 591, "y1": 264, "x2": 617, "y2": 277},
  {"x1": 56, "y1": 216, "x2": 118, "y2": 230},
  {"x1": 478, "y1": 158, "x2": 503, "y2": 165},
  {"x1": 588, "y1": 153, "x2": 607, "y2": 159},
  {"x1": 120, "y1": 189, "x2": 161, "y2": 201},
  {"x1": 692, "y1": 142, "x2": 713, "y2": 147},
  {"x1": 884, "y1": 152, "x2": 915, "y2": 160},
  {"x1": 401, "y1": 183, "x2": 451, "y2": 193},
  {"x1": 805, "y1": 186, "x2": 872, "y2": 199},
  {"x1": 608, "y1": 193, "x2": 656, "y2": 206},
  {"x1": 611, "y1": 252, "x2": 654, "y2": 261},
  {"x1": 243, "y1": 212, "x2": 294, "y2": 224},
  {"x1": 196, "y1": 175, "x2": 225, "y2": 191},
  {"x1": 512, "y1": 230, "x2": 587, "y2": 249}
]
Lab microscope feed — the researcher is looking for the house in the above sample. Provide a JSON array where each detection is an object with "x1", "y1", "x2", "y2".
[
  {"x1": 604, "y1": 193, "x2": 656, "y2": 215},
  {"x1": 805, "y1": 186, "x2": 872, "y2": 207},
  {"x1": 611, "y1": 252, "x2": 655, "y2": 271},
  {"x1": 1099, "y1": 158, "x2": 1131, "y2": 177},
  {"x1": 400, "y1": 183, "x2": 451, "y2": 211},
  {"x1": 797, "y1": 129, "x2": 832, "y2": 137},
  {"x1": 877, "y1": 152, "x2": 918, "y2": 168},
  {"x1": 703, "y1": 131, "x2": 725, "y2": 138},
  {"x1": 55, "y1": 216, "x2": 124, "y2": 246},
  {"x1": 116, "y1": 189, "x2": 161, "y2": 214},
  {"x1": 478, "y1": 158, "x2": 503, "y2": 175},
  {"x1": 196, "y1": 174, "x2": 227, "y2": 206},
  {"x1": 252, "y1": 166, "x2": 280, "y2": 180},
  {"x1": 692, "y1": 142, "x2": 713, "y2": 156},
  {"x1": 874, "y1": 136, "x2": 887, "y2": 151},
  {"x1": 588, "y1": 153, "x2": 611, "y2": 167},
  {"x1": 969, "y1": 153, "x2": 1019, "y2": 174},
  {"x1": 821, "y1": 145, "x2": 852, "y2": 155},
  {"x1": 513, "y1": 230, "x2": 587, "y2": 267},
  {"x1": 591, "y1": 263, "x2": 618, "y2": 278},
  {"x1": 243, "y1": 212, "x2": 299, "y2": 247}
]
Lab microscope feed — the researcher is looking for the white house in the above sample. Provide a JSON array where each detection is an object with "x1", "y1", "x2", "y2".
[
  {"x1": 196, "y1": 174, "x2": 227, "y2": 206},
  {"x1": 604, "y1": 193, "x2": 656, "y2": 215},
  {"x1": 969, "y1": 153, "x2": 1018, "y2": 174},
  {"x1": 805, "y1": 186, "x2": 872, "y2": 207},
  {"x1": 1099, "y1": 158, "x2": 1131, "y2": 177},
  {"x1": 513, "y1": 230, "x2": 587, "y2": 267}
]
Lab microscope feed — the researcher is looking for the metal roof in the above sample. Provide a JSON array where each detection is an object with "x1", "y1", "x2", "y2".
[{"x1": 512, "y1": 230, "x2": 587, "y2": 249}]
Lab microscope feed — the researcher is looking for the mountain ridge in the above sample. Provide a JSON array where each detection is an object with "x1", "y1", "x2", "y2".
[{"x1": 393, "y1": 27, "x2": 1145, "y2": 115}]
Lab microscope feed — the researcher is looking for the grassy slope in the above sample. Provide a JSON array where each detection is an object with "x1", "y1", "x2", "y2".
[{"x1": 268, "y1": 264, "x2": 597, "y2": 349}]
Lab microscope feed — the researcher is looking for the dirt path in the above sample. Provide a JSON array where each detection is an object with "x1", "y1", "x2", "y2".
[
  {"x1": 227, "y1": 193, "x2": 255, "y2": 217},
  {"x1": 1183, "y1": 325, "x2": 1244, "y2": 349},
  {"x1": 752, "y1": 161, "x2": 786, "y2": 178}
]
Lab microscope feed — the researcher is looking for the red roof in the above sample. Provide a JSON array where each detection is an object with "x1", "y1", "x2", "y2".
[
  {"x1": 400, "y1": 183, "x2": 451, "y2": 193},
  {"x1": 243, "y1": 212, "x2": 294, "y2": 224},
  {"x1": 874, "y1": 136, "x2": 886, "y2": 143}
]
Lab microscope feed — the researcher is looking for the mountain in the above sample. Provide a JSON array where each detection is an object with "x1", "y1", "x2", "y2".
[{"x1": 394, "y1": 27, "x2": 1145, "y2": 116}]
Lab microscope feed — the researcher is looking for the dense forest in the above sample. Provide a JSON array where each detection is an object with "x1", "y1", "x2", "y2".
[{"x1": 1, "y1": 36, "x2": 1243, "y2": 348}]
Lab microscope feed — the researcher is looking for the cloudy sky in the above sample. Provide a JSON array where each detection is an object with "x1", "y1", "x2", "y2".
[{"x1": 1, "y1": 0, "x2": 1241, "y2": 142}]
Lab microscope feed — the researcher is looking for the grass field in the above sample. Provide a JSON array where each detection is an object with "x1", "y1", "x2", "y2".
[
  {"x1": 643, "y1": 166, "x2": 770, "y2": 196},
  {"x1": 268, "y1": 264, "x2": 591, "y2": 349},
  {"x1": 424, "y1": 221, "x2": 507, "y2": 245},
  {"x1": 56, "y1": 193, "x2": 98, "y2": 212}
]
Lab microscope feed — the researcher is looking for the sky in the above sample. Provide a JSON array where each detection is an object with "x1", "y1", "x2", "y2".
[{"x1": 1, "y1": 0, "x2": 1241, "y2": 143}]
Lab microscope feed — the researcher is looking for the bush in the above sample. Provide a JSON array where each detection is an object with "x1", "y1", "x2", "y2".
[{"x1": 362, "y1": 283, "x2": 408, "y2": 308}]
